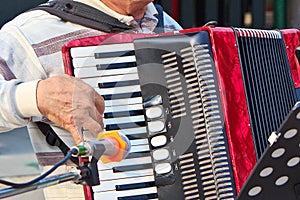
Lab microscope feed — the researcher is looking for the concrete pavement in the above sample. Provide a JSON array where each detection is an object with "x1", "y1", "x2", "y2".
[{"x1": 0, "y1": 127, "x2": 44, "y2": 200}]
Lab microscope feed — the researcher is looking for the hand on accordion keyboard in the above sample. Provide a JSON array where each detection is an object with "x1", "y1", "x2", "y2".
[{"x1": 36, "y1": 74, "x2": 105, "y2": 145}]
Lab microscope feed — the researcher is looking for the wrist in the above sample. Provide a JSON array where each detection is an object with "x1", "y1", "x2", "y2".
[{"x1": 15, "y1": 80, "x2": 43, "y2": 118}]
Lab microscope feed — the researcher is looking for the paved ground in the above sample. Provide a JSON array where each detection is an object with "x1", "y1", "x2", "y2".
[{"x1": 0, "y1": 127, "x2": 45, "y2": 199}]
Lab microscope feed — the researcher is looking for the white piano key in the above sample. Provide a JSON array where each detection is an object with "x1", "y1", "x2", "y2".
[
  {"x1": 81, "y1": 73, "x2": 139, "y2": 88},
  {"x1": 118, "y1": 127, "x2": 147, "y2": 136},
  {"x1": 130, "y1": 139, "x2": 149, "y2": 146},
  {"x1": 104, "y1": 104, "x2": 143, "y2": 113},
  {"x1": 74, "y1": 66, "x2": 138, "y2": 78},
  {"x1": 98, "y1": 156, "x2": 152, "y2": 170},
  {"x1": 105, "y1": 97, "x2": 143, "y2": 107},
  {"x1": 95, "y1": 85, "x2": 141, "y2": 95},
  {"x1": 99, "y1": 168, "x2": 154, "y2": 180},
  {"x1": 73, "y1": 55, "x2": 136, "y2": 68},
  {"x1": 129, "y1": 145, "x2": 150, "y2": 153},
  {"x1": 104, "y1": 115, "x2": 145, "y2": 125},
  {"x1": 71, "y1": 43, "x2": 134, "y2": 57},
  {"x1": 94, "y1": 186, "x2": 158, "y2": 199},
  {"x1": 82, "y1": 128, "x2": 148, "y2": 141},
  {"x1": 93, "y1": 175, "x2": 155, "y2": 192}
]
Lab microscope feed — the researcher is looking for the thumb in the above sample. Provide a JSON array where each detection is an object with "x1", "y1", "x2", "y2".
[{"x1": 68, "y1": 126, "x2": 84, "y2": 145}]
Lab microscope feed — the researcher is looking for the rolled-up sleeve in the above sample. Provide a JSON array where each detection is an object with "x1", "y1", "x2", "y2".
[{"x1": 0, "y1": 26, "x2": 44, "y2": 132}]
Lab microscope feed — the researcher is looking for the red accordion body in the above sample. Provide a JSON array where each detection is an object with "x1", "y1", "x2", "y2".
[{"x1": 62, "y1": 27, "x2": 300, "y2": 198}]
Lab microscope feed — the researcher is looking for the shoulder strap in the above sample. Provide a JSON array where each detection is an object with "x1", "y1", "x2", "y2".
[
  {"x1": 30, "y1": 0, "x2": 133, "y2": 33},
  {"x1": 154, "y1": 4, "x2": 165, "y2": 33},
  {"x1": 36, "y1": 122, "x2": 79, "y2": 165},
  {"x1": 31, "y1": 0, "x2": 165, "y2": 33}
]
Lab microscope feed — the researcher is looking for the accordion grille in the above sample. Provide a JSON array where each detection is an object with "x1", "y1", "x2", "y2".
[
  {"x1": 235, "y1": 28, "x2": 297, "y2": 158},
  {"x1": 179, "y1": 42, "x2": 235, "y2": 199}
]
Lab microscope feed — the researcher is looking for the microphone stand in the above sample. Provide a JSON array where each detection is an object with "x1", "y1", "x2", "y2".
[
  {"x1": 0, "y1": 143, "x2": 107, "y2": 200},
  {"x1": 0, "y1": 172, "x2": 80, "y2": 199}
]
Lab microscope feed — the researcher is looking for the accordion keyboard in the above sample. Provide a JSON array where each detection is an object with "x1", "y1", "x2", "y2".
[{"x1": 71, "y1": 43, "x2": 159, "y2": 199}]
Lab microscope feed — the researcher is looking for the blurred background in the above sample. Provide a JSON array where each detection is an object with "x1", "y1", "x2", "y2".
[
  {"x1": 0, "y1": 0, "x2": 298, "y2": 199},
  {"x1": 0, "y1": 0, "x2": 299, "y2": 29},
  {"x1": 157, "y1": 0, "x2": 300, "y2": 29}
]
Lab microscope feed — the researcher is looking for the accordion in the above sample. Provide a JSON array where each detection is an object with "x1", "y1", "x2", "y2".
[{"x1": 63, "y1": 27, "x2": 300, "y2": 200}]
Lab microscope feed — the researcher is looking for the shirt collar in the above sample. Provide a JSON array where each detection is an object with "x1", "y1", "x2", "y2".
[{"x1": 76, "y1": 0, "x2": 158, "y2": 26}]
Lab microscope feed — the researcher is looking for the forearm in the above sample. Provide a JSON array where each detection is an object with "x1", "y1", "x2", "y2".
[{"x1": 0, "y1": 25, "x2": 46, "y2": 132}]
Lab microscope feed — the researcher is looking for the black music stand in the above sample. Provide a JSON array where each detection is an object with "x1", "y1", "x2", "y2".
[{"x1": 237, "y1": 102, "x2": 300, "y2": 200}]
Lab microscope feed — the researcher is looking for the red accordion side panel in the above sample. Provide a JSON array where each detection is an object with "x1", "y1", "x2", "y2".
[
  {"x1": 281, "y1": 29, "x2": 300, "y2": 88},
  {"x1": 209, "y1": 27, "x2": 256, "y2": 193}
]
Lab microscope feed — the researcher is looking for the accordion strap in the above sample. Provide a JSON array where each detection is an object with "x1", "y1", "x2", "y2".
[
  {"x1": 30, "y1": 0, "x2": 165, "y2": 33},
  {"x1": 36, "y1": 122, "x2": 79, "y2": 165},
  {"x1": 153, "y1": 4, "x2": 165, "y2": 33}
]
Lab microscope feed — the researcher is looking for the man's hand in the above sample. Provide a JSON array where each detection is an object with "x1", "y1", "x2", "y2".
[{"x1": 36, "y1": 74, "x2": 104, "y2": 145}]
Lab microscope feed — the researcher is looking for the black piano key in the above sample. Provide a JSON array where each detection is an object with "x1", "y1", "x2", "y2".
[
  {"x1": 126, "y1": 151, "x2": 150, "y2": 159},
  {"x1": 106, "y1": 122, "x2": 146, "y2": 130},
  {"x1": 118, "y1": 193, "x2": 158, "y2": 200},
  {"x1": 99, "y1": 80, "x2": 140, "y2": 88},
  {"x1": 116, "y1": 181, "x2": 155, "y2": 191},
  {"x1": 126, "y1": 133, "x2": 148, "y2": 140},
  {"x1": 104, "y1": 110, "x2": 144, "y2": 118},
  {"x1": 96, "y1": 62, "x2": 136, "y2": 70},
  {"x1": 94, "y1": 50, "x2": 135, "y2": 59},
  {"x1": 102, "y1": 92, "x2": 142, "y2": 100},
  {"x1": 113, "y1": 163, "x2": 153, "y2": 173}
]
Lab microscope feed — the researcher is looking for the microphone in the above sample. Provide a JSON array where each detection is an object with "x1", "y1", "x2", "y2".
[{"x1": 74, "y1": 130, "x2": 131, "y2": 163}]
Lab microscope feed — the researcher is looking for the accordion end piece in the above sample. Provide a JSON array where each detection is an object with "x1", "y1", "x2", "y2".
[{"x1": 203, "y1": 21, "x2": 218, "y2": 27}]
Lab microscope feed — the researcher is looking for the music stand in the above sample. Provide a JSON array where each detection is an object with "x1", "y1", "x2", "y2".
[{"x1": 237, "y1": 101, "x2": 300, "y2": 200}]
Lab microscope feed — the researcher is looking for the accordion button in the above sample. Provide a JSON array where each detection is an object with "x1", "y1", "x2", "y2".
[
  {"x1": 146, "y1": 106, "x2": 163, "y2": 119},
  {"x1": 155, "y1": 163, "x2": 172, "y2": 175},
  {"x1": 143, "y1": 95, "x2": 162, "y2": 107},
  {"x1": 148, "y1": 120, "x2": 165, "y2": 133},
  {"x1": 151, "y1": 135, "x2": 167, "y2": 147},
  {"x1": 153, "y1": 149, "x2": 170, "y2": 161}
]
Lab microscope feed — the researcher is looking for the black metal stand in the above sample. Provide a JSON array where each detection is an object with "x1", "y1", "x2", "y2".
[
  {"x1": 0, "y1": 141, "x2": 107, "y2": 199},
  {"x1": 0, "y1": 172, "x2": 80, "y2": 199},
  {"x1": 238, "y1": 102, "x2": 300, "y2": 200}
]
